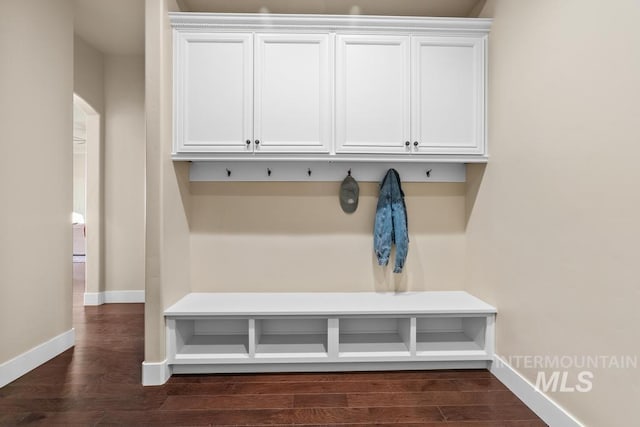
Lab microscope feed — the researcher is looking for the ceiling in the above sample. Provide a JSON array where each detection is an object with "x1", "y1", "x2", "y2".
[
  {"x1": 180, "y1": 0, "x2": 485, "y2": 16},
  {"x1": 73, "y1": 0, "x2": 484, "y2": 56},
  {"x1": 73, "y1": 0, "x2": 145, "y2": 55}
]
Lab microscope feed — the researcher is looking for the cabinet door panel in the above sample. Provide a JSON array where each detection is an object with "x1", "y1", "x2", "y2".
[
  {"x1": 175, "y1": 33, "x2": 253, "y2": 153},
  {"x1": 336, "y1": 35, "x2": 411, "y2": 154},
  {"x1": 412, "y1": 36, "x2": 485, "y2": 155},
  {"x1": 254, "y1": 34, "x2": 331, "y2": 153}
]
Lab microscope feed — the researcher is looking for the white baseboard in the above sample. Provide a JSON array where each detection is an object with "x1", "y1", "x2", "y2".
[
  {"x1": 104, "y1": 290, "x2": 145, "y2": 303},
  {"x1": 491, "y1": 355, "x2": 584, "y2": 427},
  {"x1": 84, "y1": 290, "x2": 145, "y2": 306},
  {"x1": 142, "y1": 360, "x2": 171, "y2": 386},
  {"x1": 0, "y1": 329, "x2": 75, "y2": 388},
  {"x1": 84, "y1": 292, "x2": 104, "y2": 305}
]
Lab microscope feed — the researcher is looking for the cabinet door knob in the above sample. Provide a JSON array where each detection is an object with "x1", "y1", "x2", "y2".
[
  {"x1": 405, "y1": 141, "x2": 410, "y2": 147},
  {"x1": 255, "y1": 140, "x2": 260, "y2": 145},
  {"x1": 246, "y1": 139, "x2": 251, "y2": 146},
  {"x1": 413, "y1": 141, "x2": 419, "y2": 147}
]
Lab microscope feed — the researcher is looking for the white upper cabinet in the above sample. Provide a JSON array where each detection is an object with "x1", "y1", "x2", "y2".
[
  {"x1": 171, "y1": 14, "x2": 491, "y2": 162},
  {"x1": 175, "y1": 32, "x2": 253, "y2": 153},
  {"x1": 411, "y1": 36, "x2": 485, "y2": 155},
  {"x1": 335, "y1": 35, "x2": 411, "y2": 154},
  {"x1": 254, "y1": 33, "x2": 332, "y2": 153},
  {"x1": 335, "y1": 34, "x2": 485, "y2": 156},
  {"x1": 174, "y1": 31, "x2": 331, "y2": 155}
]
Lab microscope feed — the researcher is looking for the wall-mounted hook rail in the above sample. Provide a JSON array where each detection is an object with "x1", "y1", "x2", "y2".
[{"x1": 190, "y1": 162, "x2": 465, "y2": 183}]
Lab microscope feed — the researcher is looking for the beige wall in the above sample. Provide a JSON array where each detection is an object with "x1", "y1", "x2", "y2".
[
  {"x1": 145, "y1": 0, "x2": 192, "y2": 362},
  {"x1": 104, "y1": 54, "x2": 146, "y2": 292},
  {"x1": 74, "y1": 35, "x2": 105, "y2": 295},
  {"x1": 75, "y1": 37, "x2": 147, "y2": 295},
  {"x1": 0, "y1": 0, "x2": 73, "y2": 362},
  {"x1": 74, "y1": 35, "x2": 104, "y2": 115},
  {"x1": 73, "y1": 148, "x2": 86, "y2": 218},
  {"x1": 190, "y1": 182, "x2": 466, "y2": 292},
  {"x1": 467, "y1": 1, "x2": 640, "y2": 425}
]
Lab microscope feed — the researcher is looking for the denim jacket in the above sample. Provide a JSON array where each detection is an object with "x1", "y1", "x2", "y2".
[{"x1": 374, "y1": 169, "x2": 408, "y2": 273}]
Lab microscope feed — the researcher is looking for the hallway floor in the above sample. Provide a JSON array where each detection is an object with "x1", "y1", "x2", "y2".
[{"x1": 0, "y1": 263, "x2": 546, "y2": 426}]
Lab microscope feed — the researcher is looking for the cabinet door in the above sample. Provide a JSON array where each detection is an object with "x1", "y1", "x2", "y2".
[
  {"x1": 174, "y1": 32, "x2": 253, "y2": 153},
  {"x1": 336, "y1": 35, "x2": 411, "y2": 154},
  {"x1": 411, "y1": 36, "x2": 485, "y2": 155},
  {"x1": 254, "y1": 34, "x2": 331, "y2": 153}
]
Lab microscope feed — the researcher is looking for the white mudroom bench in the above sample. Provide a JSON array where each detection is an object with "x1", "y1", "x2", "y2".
[{"x1": 164, "y1": 291, "x2": 496, "y2": 376}]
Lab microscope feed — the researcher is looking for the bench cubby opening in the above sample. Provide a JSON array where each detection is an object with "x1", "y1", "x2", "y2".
[
  {"x1": 254, "y1": 318, "x2": 328, "y2": 358},
  {"x1": 415, "y1": 316, "x2": 486, "y2": 354},
  {"x1": 174, "y1": 318, "x2": 250, "y2": 359},
  {"x1": 339, "y1": 317, "x2": 411, "y2": 357}
]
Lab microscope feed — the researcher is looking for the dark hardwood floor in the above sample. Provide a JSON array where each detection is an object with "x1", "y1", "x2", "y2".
[{"x1": 0, "y1": 263, "x2": 546, "y2": 426}]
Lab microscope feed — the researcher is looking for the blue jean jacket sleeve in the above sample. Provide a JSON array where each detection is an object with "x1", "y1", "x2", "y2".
[
  {"x1": 390, "y1": 174, "x2": 409, "y2": 273},
  {"x1": 374, "y1": 169, "x2": 409, "y2": 273},
  {"x1": 374, "y1": 181, "x2": 392, "y2": 266}
]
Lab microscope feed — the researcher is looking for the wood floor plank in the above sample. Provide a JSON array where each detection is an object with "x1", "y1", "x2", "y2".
[
  {"x1": 165, "y1": 379, "x2": 461, "y2": 396},
  {"x1": 297, "y1": 423, "x2": 547, "y2": 427},
  {"x1": 347, "y1": 390, "x2": 521, "y2": 407},
  {"x1": 1, "y1": 383, "x2": 166, "y2": 399},
  {"x1": 99, "y1": 406, "x2": 445, "y2": 425},
  {"x1": 0, "y1": 412, "x2": 28, "y2": 425},
  {"x1": 454, "y1": 377, "x2": 511, "y2": 392},
  {"x1": 160, "y1": 394, "x2": 294, "y2": 410},
  {"x1": 3, "y1": 371, "x2": 106, "y2": 386},
  {"x1": 168, "y1": 369, "x2": 493, "y2": 384},
  {"x1": 293, "y1": 393, "x2": 349, "y2": 408},
  {"x1": 0, "y1": 395, "x2": 167, "y2": 414},
  {"x1": 12, "y1": 411, "x2": 105, "y2": 426},
  {"x1": 440, "y1": 404, "x2": 541, "y2": 422}
]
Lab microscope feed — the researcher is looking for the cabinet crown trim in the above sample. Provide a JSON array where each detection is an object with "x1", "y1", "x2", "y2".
[{"x1": 169, "y1": 12, "x2": 492, "y2": 34}]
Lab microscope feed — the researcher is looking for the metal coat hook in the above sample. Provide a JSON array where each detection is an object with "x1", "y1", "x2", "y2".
[
  {"x1": 307, "y1": 168, "x2": 312, "y2": 177},
  {"x1": 226, "y1": 168, "x2": 231, "y2": 177},
  {"x1": 347, "y1": 168, "x2": 352, "y2": 176},
  {"x1": 426, "y1": 169, "x2": 432, "y2": 178},
  {"x1": 267, "y1": 168, "x2": 272, "y2": 177}
]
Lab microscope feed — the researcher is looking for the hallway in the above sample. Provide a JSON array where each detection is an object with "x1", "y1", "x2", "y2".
[{"x1": 0, "y1": 263, "x2": 544, "y2": 426}]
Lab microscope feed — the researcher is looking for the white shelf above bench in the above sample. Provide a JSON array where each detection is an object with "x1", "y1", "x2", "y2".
[{"x1": 165, "y1": 291, "x2": 496, "y2": 375}]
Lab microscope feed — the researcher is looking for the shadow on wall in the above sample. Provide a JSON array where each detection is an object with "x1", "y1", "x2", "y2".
[
  {"x1": 188, "y1": 181, "x2": 467, "y2": 235},
  {"x1": 465, "y1": 163, "x2": 487, "y2": 229},
  {"x1": 174, "y1": 161, "x2": 191, "y2": 220},
  {"x1": 372, "y1": 247, "x2": 412, "y2": 292}
]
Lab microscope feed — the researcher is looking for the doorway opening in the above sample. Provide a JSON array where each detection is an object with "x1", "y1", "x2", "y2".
[
  {"x1": 73, "y1": 102, "x2": 87, "y2": 261},
  {"x1": 73, "y1": 94, "x2": 101, "y2": 304}
]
